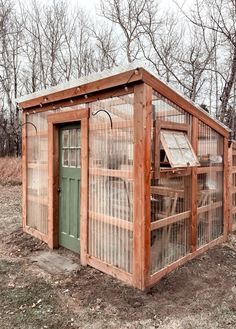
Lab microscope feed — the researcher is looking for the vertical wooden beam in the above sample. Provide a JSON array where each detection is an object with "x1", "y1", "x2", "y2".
[
  {"x1": 80, "y1": 115, "x2": 89, "y2": 266},
  {"x1": 133, "y1": 83, "x2": 152, "y2": 290},
  {"x1": 228, "y1": 142, "x2": 233, "y2": 233},
  {"x1": 223, "y1": 137, "x2": 229, "y2": 240},
  {"x1": 22, "y1": 112, "x2": 27, "y2": 230},
  {"x1": 191, "y1": 117, "x2": 198, "y2": 252},
  {"x1": 48, "y1": 123, "x2": 59, "y2": 248}
]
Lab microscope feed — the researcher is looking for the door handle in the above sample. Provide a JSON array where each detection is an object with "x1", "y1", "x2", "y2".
[{"x1": 58, "y1": 187, "x2": 62, "y2": 193}]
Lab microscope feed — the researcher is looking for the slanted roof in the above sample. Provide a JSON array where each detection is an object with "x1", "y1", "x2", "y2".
[{"x1": 16, "y1": 63, "x2": 230, "y2": 137}]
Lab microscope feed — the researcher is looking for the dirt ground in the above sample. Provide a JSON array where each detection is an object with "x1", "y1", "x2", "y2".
[{"x1": 1, "y1": 185, "x2": 236, "y2": 328}]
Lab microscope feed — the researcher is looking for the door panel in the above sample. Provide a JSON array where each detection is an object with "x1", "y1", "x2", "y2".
[{"x1": 59, "y1": 125, "x2": 81, "y2": 253}]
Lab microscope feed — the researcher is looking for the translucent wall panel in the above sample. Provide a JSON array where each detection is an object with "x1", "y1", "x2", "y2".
[
  {"x1": 152, "y1": 92, "x2": 192, "y2": 125},
  {"x1": 88, "y1": 95, "x2": 134, "y2": 273},
  {"x1": 151, "y1": 92, "x2": 192, "y2": 274},
  {"x1": 197, "y1": 121, "x2": 224, "y2": 247},
  {"x1": 151, "y1": 218, "x2": 190, "y2": 273},
  {"x1": 26, "y1": 111, "x2": 51, "y2": 234},
  {"x1": 26, "y1": 104, "x2": 85, "y2": 234}
]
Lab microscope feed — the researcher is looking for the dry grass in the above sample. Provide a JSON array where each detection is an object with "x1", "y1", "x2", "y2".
[{"x1": 0, "y1": 157, "x2": 22, "y2": 185}]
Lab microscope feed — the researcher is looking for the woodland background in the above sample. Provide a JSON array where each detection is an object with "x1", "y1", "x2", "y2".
[{"x1": 0, "y1": 0, "x2": 235, "y2": 156}]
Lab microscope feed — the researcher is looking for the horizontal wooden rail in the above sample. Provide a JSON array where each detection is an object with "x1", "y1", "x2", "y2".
[
  {"x1": 28, "y1": 163, "x2": 48, "y2": 170},
  {"x1": 197, "y1": 201, "x2": 223, "y2": 214},
  {"x1": 27, "y1": 130, "x2": 48, "y2": 137},
  {"x1": 90, "y1": 119, "x2": 133, "y2": 131},
  {"x1": 28, "y1": 195, "x2": 48, "y2": 206},
  {"x1": 24, "y1": 226, "x2": 49, "y2": 243},
  {"x1": 87, "y1": 256, "x2": 133, "y2": 285},
  {"x1": 151, "y1": 186, "x2": 184, "y2": 198},
  {"x1": 197, "y1": 166, "x2": 223, "y2": 174},
  {"x1": 151, "y1": 210, "x2": 191, "y2": 231},
  {"x1": 89, "y1": 167, "x2": 133, "y2": 179},
  {"x1": 89, "y1": 211, "x2": 133, "y2": 231}
]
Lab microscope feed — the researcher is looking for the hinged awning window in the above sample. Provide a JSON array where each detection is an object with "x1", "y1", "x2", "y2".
[{"x1": 160, "y1": 130, "x2": 200, "y2": 168}]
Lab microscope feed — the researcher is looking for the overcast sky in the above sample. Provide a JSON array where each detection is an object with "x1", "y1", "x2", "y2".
[{"x1": 53, "y1": 0, "x2": 194, "y2": 15}]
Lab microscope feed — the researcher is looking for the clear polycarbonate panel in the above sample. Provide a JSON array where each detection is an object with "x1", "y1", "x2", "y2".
[
  {"x1": 152, "y1": 91, "x2": 192, "y2": 125},
  {"x1": 88, "y1": 94, "x2": 134, "y2": 273},
  {"x1": 26, "y1": 111, "x2": 51, "y2": 234},
  {"x1": 25, "y1": 103, "x2": 86, "y2": 234},
  {"x1": 151, "y1": 91, "x2": 192, "y2": 274},
  {"x1": 197, "y1": 121, "x2": 224, "y2": 247},
  {"x1": 151, "y1": 217, "x2": 190, "y2": 273}
]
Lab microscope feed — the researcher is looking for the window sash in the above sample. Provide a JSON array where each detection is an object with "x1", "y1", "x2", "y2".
[{"x1": 160, "y1": 130, "x2": 200, "y2": 168}]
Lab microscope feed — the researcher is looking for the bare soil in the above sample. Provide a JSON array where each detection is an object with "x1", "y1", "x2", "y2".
[{"x1": 1, "y1": 185, "x2": 236, "y2": 328}]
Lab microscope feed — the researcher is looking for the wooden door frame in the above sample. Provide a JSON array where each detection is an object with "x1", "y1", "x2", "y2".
[{"x1": 47, "y1": 108, "x2": 89, "y2": 266}]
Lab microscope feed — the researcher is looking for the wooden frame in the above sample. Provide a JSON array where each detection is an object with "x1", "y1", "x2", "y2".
[
  {"x1": 20, "y1": 66, "x2": 230, "y2": 291},
  {"x1": 223, "y1": 137, "x2": 229, "y2": 240},
  {"x1": 18, "y1": 68, "x2": 228, "y2": 136},
  {"x1": 133, "y1": 83, "x2": 152, "y2": 289},
  {"x1": 22, "y1": 112, "x2": 27, "y2": 232},
  {"x1": 154, "y1": 120, "x2": 191, "y2": 179},
  {"x1": 191, "y1": 117, "x2": 198, "y2": 252},
  {"x1": 160, "y1": 130, "x2": 199, "y2": 168},
  {"x1": 47, "y1": 109, "x2": 89, "y2": 265},
  {"x1": 227, "y1": 140, "x2": 236, "y2": 233}
]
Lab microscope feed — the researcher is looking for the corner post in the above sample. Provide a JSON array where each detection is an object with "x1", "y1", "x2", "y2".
[
  {"x1": 133, "y1": 83, "x2": 152, "y2": 290},
  {"x1": 22, "y1": 111, "x2": 27, "y2": 231},
  {"x1": 223, "y1": 137, "x2": 229, "y2": 239},
  {"x1": 228, "y1": 141, "x2": 233, "y2": 233},
  {"x1": 191, "y1": 117, "x2": 198, "y2": 252}
]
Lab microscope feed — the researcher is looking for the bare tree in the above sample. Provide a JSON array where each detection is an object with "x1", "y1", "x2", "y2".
[
  {"x1": 91, "y1": 23, "x2": 118, "y2": 70},
  {"x1": 0, "y1": 0, "x2": 22, "y2": 156},
  {"x1": 99, "y1": 0, "x2": 158, "y2": 63},
  {"x1": 179, "y1": 0, "x2": 236, "y2": 123}
]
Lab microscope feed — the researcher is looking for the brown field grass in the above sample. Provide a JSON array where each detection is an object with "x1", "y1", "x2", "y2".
[{"x1": 0, "y1": 157, "x2": 22, "y2": 185}]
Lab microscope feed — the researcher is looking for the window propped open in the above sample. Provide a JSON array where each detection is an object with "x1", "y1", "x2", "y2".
[{"x1": 160, "y1": 130, "x2": 200, "y2": 168}]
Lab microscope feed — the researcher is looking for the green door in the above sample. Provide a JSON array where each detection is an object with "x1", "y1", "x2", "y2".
[{"x1": 59, "y1": 124, "x2": 81, "y2": 253}]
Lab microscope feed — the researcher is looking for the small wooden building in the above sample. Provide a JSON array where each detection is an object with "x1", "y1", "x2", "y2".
[{"x1": 17, "y1": 66, "x2": 230, "y2": 290}]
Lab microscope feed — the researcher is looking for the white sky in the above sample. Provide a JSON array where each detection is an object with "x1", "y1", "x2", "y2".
[{"x1": 44, "y1": 0, "x2": 195, "y2": 14}]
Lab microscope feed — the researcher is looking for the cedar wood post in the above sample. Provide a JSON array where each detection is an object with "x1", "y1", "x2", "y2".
[
  {"x1": 133, "y1": 83, "x2": 152, "y2": 290},
  {"x1": 228, "y1": 142, "x2": 233, "y2": 232},
  {"x1": 223, "y1": 137, "x2": 229, "y2": 239},
  {"x1": 191, "y1": 117, "x2": 198, "y2": 252},
  {"x1": 22, "y1": 112, "x2": 27, "y2": 230}
]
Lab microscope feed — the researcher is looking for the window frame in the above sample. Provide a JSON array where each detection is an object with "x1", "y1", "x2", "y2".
[{"x1": 154, "y1": 120, "x2": 199, "y2": 179}]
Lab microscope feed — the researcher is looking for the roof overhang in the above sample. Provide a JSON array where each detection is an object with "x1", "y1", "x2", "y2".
[{"x1": 16, "y1": 64, "x2": 230, "y2": 137}]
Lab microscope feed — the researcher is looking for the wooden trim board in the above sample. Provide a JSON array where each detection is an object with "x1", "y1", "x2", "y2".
[
  {"x1": 87, "y1": 256, "x2": 133, "y2": 286},
  {"x1": 22, "y1": 112, "x2": 27, "y2": 230},
  {"x1": 133, "y1": 83, "x2": 152, "y2": 290},
  {"x1": 191, "y1": 117, "x2": 198, "y2": 252},
  {"x1": 23, "y1": 226, "x2": 49, "y2": 244},
  {"x1": 223, "y1": 137, "x2": 229, "y2": 240},
  {"x1": 228, "y1": 142, "x2": 233, "y2": 232},
  {"x1": 19, "y1": 68, "x2": 228, "y2": 138},
  {"x1": 151, "y1": 211, "x2": 191, "y2": 230},
  {"x1": 18, "y1": 70, "x2": 141, "y2": 109},
  {"x1": 47, "y1": 108, "x2": 89, "y2": 267}
]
